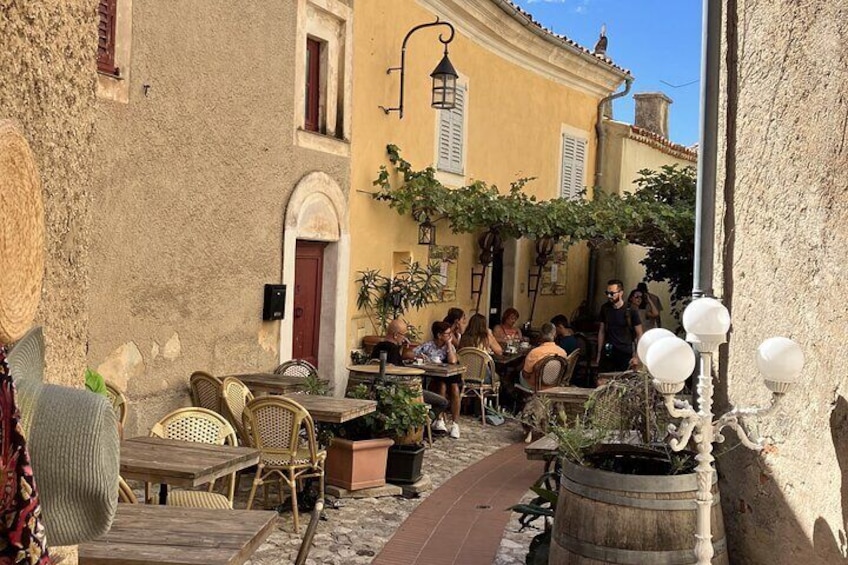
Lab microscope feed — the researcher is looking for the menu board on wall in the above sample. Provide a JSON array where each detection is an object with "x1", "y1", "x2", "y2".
[
  {"x1": 428, "y1": 245, "x2": 459, "y2": 302},
  {"x1": 540, "y1": 245, "x2": 568, "y2": 295}
]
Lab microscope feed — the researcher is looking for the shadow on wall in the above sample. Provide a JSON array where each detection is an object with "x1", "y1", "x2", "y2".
[{"x1": 719, "y1": 396, "x2": 848, "y2": 563}]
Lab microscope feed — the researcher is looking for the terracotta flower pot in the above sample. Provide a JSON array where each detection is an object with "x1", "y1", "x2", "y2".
[{"x1": 325, "y1": 437, "x2": 394, "y2": 491}]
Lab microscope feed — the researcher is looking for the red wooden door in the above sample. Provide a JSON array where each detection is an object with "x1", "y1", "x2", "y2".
[{"x1": 293, "y1": 241, "x2": 325, "y2": 368}]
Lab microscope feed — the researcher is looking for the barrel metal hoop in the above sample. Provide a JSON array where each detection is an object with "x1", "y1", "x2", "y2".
[
  {"x1": 561, "y1": 459, "x2": 717, "y2": 493},
  {"x1": 554, "y1": 532, "x2": 728, "y2": 565},
  {"x1": 562, "y1": 475, "x2": 722, "y2": 510}
]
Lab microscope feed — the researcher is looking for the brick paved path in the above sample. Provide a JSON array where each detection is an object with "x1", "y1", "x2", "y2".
[{"x1": 373, "y1": 442, "x2": 543, "y2": 565}]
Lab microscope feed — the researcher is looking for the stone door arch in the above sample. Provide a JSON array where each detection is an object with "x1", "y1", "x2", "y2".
[{"x1": 280, "y1": 172, "x2": 349, "y2": 393}]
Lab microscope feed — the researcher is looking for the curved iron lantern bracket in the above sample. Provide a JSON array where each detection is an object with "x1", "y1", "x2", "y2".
[{"x1": 379, "y1": 17, "x2": 457, "y2": 119}]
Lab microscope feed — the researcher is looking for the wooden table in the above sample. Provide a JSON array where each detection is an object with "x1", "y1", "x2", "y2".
[
  {"x1": 417, "y1": 363, "x2": 465, "y2": 379},
  {"x1": 121, "y1": 437, "x2": 259, "y2": 504},
  {"x1": 525, "y1": 434, "x2": 559, "y2": 461},
  {"x1": 537, "y1": 386, "x2": 595, "y2": 421},
  {"x1": 79, "y1": 504, "x2": 277, "y2": 565},
  {"x1": 224, "y1": 372, "x2": 317, "y2": 395},
  {"x1": 285, "y1": 394, "x2": 376, "y2": 424},
  {"x1": 346, "y1": 364, "x2": 426, "y2": 376}
]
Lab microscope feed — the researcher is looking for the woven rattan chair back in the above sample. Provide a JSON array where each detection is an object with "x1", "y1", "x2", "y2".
[
  {"x1": 221, "y1": 377, "x2": 254, "y2": 446},
  {"x1": 104, "y1": 380, "x2": 128, "y2": 428},
  {"x1": 456, "y1": 347, "x2": 496, "y2": 385},
  {"x1": 243, "y1": 396, "x2": 318, "y2": 461},
  {"x1": 562, "y1": 349, "x2": 581, "y2": 387},
  {"x1": 189, "y1": 371, "x2": 223, "y2": 414},
  {"x1": 273, "y1": 359, "x2": 318, "y2": 379},
  {"x1": 150, "y1": 407, "x2": 237, "y2": 447},
  {"x1": 149, "y1": 407, "x2": 238, "y2": 506},
  {"x1": 536, "y1": 355, "x2": 568, "y2": 390}
]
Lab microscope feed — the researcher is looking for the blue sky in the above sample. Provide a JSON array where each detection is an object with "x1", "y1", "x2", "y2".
[{"x1": 512, "y1": 0, "x2": 703, "y2": 146}]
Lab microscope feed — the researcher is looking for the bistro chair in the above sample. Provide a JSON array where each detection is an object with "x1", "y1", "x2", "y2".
[
  {"x1": 242, "y1": 396, "x2": 326, "y2": 532},
  {"x1": 147, "y1": 407, "x2": 238, "y2": 509},
  {"x1": 189, "y1": 371, "x2": 223, "y2": 414},
  {"x1": 104, "y1": 380, "x2": 128, "y2": 431},
  {"x1": 456, "y1": 347, "x2": 499, "y2": 425},
  {"x1": 532, "y1": 355, "x2": 569, "y2": 392},
  {"x1": 273, "y1": 359, "x2": 318, "y2": 379},
  {"x1": 221, "y1": 376, "x2": 255, "y2": 446},
  {"x1": 118, "y1": 476, "x2": 138, "y2": 504},
  {"x1": 562, "y1": 349, "x2": 581, "y2": 387}
]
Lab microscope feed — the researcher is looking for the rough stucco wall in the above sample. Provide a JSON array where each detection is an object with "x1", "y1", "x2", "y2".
[
  {"x1": 90, "y1": 1, "x2": 349, "y2": 436},
  {"x1": 716, "y1": 0, "x2": 848, "y2": 562},
  {"x1": 0, "y1": 1, "x2": 95, "y2": 387}
]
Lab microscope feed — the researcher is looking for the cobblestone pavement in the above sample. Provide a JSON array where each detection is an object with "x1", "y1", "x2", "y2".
[{"x1": 241, "y1": 416, "x2": 538, "y2": 565}]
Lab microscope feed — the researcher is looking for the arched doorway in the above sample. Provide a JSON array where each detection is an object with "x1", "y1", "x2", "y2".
[{"x1": 280, "y1": 172, "x2": 349, "y2": 394}]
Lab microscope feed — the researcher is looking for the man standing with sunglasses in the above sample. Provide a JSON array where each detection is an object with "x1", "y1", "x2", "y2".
[{"x1": 596, "y1": 279, "x2": 643, "y2": 374}]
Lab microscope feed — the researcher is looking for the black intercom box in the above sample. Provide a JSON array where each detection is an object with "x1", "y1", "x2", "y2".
[{"x1": 262, "y1": 284, "x2": 286, "y2": 321}]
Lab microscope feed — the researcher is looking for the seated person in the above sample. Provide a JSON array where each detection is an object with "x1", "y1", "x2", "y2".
[
  {"x1": 443, "y1": 308, "x2": 467, "y2": 349},
  {"x1": 493, "y1": 308, "x2": 523, "y2": 346},
  {"x1": 459, "y1": 313, "x2": 503, "y2": 357},
  {"x1": 413, "y1": 321, "x2": 462, "y2": 439},
  {"x1": 519, "y1": 323, "x2": 567, "y2": 392},
  {"x1": 371, "y1": 319, "x2": 449, "y2": 429},
  {"x1": 550, "y1": 314, "x2": 578, "y2": 355}
]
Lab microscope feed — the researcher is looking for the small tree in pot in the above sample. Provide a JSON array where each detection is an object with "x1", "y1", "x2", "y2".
[{"x1": 355, "y1": 259, "x2": 444, "y2": 343}]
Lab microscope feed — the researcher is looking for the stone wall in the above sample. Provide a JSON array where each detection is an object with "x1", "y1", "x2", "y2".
[
  {"x1": 0, "y1": 1, "x2": 96, "y2": 387},
  {"x1": 716, "y1": 0, "x2": 848, "y2": 561},
  {"x1": 89, "y1": 1, "x2": 350, "y2": 436}
]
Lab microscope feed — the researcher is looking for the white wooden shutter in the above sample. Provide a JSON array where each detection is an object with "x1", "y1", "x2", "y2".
[
  {"x1": 560, "y1": 134, "x2": 586, "y2": 200},
  {"x1": 437, "y1": 84, "x2": 465, "y2": 175}
]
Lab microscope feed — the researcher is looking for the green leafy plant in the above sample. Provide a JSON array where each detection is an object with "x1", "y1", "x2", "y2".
[
  {"x1": 301, "y1": 372, "x2": 330, "y2": 396},
  {"x1": 326, "y1": 381, "x2": 429, "y2": 443},
  {"x1": 355, "y1": 259, "x2": 444, "y2": 336},
  {"x1": 371, "y1": 147, "x2": 695, "y2": 298}
]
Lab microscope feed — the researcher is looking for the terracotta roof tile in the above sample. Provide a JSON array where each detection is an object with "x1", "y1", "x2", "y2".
[
  {"x1": 494, "y1": 0, "x2": 632, "y2": 76},
  {"x1": 628, "y1": 125, "x2": 699, "y2": 161}
]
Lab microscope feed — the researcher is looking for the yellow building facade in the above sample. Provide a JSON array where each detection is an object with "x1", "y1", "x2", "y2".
[
  {"x1": 595, "y1": 94, "x2": 698, "y2": 327},
  {"x1": 348, "y1": 0, "x2": 630, "y2": 349}
]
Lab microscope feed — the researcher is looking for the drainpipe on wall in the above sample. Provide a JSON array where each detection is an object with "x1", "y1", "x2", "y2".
[
  {"x1": 587, "y1": 78, "x2": 633, "y2": 308},
  {"x1": 692, "y1": 0, "x2": 721, "y2": 299}
]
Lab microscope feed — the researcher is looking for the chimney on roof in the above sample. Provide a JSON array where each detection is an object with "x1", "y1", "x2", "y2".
[{"x1": 633, "y1": 92, "x2": 672, "y2": 138}]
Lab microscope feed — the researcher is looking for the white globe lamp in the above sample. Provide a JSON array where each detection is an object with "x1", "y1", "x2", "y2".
[
  {"x1": 637, "y1": 328, "x2": 675, "y2": 364},
  {"x1": 682, "y1": 297, "x2": 731, "y2": 350},
  {"x1": 756, "y1": 337, "x2": 805, "y2": 394},
  {"x1": 646, "y1": 336, "x2": 696, "y2": 394}
]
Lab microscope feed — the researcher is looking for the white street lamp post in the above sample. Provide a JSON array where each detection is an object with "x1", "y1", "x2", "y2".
[{"x1": 642, "y1": 298, "x2": 805, "y2": 565}]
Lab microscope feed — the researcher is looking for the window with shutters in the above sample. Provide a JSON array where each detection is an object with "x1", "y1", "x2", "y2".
[
  {"x1": 560, "y1": 133, "x2": 587, "y2": 200},
  {"x1": 294, "y1": 0, "x2": 352, "y2": 156},
  {"x1": 436, "y1": 84, "x2": 466, "y2": 176},
  {"x1": 304, "y1": 37, "x2": 323, "y2": 133},
  {"x1": 97, "y1": 0, "x2": 119, "y2": 76},
  {"x1": 96, "y1": 0, "x2": 131, "y2": 103}
]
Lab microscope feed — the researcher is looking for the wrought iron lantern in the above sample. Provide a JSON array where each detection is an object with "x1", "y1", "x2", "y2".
[
  {"x1": 418, "y1": 219, "x2": 436, "y2": 245},
  {"x1": 380, "y1": 18, "x2": 457, "y2": 119}
]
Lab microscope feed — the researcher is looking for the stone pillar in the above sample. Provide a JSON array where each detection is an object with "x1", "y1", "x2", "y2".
[{"x1": 633, "y1": 92, "x2": 672, "y2": 138}]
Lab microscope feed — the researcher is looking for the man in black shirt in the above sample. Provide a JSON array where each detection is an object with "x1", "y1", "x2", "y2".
[{"x1": 596, "y1": 279, "x2": 643, "y2": 372}]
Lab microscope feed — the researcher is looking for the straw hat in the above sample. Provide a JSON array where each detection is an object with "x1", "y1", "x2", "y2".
[{"x1": 0, "y1": 119, "x2": 45, "y2": 344}]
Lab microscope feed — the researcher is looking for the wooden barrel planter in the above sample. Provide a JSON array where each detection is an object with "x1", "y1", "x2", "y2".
[{"x1": 550, "y1": 455, "x2": 729, "y2": 564}]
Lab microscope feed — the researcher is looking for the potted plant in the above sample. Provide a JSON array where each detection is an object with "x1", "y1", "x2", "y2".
[
  {"x1": 324, "y1": 378, "x2": 429, "y2": 489},
  {"x1": 355, "y1": 259, "x2": 443, "y2": 351},
  {"x1": 512, "y1": 373, "x2": 728, "y2": 565},
  {"x1": 323, "y1": 384, "x2": 394, "y2": 491},
  {"x1": 377, "y1": 381, "x2": 429, "y2": 485}
]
